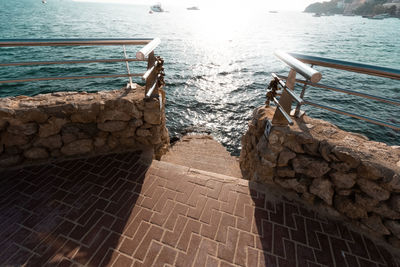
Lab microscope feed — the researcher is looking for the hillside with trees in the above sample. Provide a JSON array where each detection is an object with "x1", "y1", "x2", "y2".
[{"x1": 304, "y1": 0, "x2": 399, "y2": 16}]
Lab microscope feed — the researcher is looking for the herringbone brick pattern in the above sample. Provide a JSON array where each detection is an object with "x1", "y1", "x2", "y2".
[{"x1": 0, "y1": 150, "x2": 399, "y2": 266}]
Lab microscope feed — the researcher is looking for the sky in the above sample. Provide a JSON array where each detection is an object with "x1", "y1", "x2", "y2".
[{"x1": 72, "y1": 0, "x2": 318, "y2": 11}]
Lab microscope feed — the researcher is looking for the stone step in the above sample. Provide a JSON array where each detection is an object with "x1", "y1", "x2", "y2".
[{"x1": 161, "y1": 134, "x2": 242, "y2": 178}]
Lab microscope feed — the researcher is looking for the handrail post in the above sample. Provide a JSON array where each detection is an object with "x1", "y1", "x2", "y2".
[
  {"x1": 123, "y1": 45, "x2": 135, "y2": 89},
  {"x1": 272, "y1": 69, "x2": 297, "y2": 125},
  {"x1": 145, "y1": 51, "x2": 157, "y2": 97}
]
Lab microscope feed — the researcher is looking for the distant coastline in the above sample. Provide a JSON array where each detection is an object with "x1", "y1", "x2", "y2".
[{"x1": 304, "y1": 0, "x2": 400, "y2": 17}]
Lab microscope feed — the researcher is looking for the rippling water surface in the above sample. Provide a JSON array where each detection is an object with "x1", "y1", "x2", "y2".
[{"x1": 1, "y1": 0, "x2": 399, "y2": 154}]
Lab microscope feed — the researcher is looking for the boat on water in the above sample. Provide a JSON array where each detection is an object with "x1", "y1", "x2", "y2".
[
  {"x1": 369, "y1": 13, "x2": 390, "y2": 20},
  {"x1": 150, "y1": 3, "x2": 164, "y2": 12},
  {"x1": 42, "y1": 0, "x2": 47, "y2": 3},
  {"x1": 187, "y1": 6, "x2": 199, "y2": 10}
]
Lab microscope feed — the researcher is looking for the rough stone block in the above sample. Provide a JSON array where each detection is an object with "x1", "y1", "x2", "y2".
[
  {"x1": 357, "y1": 178, "x2": 390, "y2": 201},
  {"x1": 97, "y1": 121, "x2": 128, "y2": 132},
  {"x1": 24, "y1": 147, "x2": 49, "y2": 159},
  {"x1": 361, "y1": 215, "x2": 390, "y2": 236},
  {"x1": 330, "y1": 171, "x2": 356, "y2": 189},
  {"x1": 39, "y1": 117, "x2": 67, "y2": 138},
  {"x1": 334, "y1": 196, "x2": 368, "y2": 219},
  {"x1": 61, "y1": 139, "x2": 93, "y2": 156},
  {"x1": 277, "y1": 149, "x2": 296, "y2": 167},
  {"x1": 292, "y1": 155, "x2": 330, "y2": 178},
  {"x1": 310, "y1": 178, "x2": 334, "y2": 205}
]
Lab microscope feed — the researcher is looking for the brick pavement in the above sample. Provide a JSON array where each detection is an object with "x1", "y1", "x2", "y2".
[
  {"x1": 161, "y1": 135, "x2": 242, "y2": 178},
  {"x1": 0, "y1": 149, "x2": 399, "y2": 266}
]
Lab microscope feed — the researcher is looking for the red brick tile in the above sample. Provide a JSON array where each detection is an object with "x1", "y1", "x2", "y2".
[
  {"x1": 200, "y1": 209, "x2": 222, "y2": 240},
  {"x1": 237, "y1": 204, "x2": 254, "y2": 233},
  {"x1": 216, "y1": 213, "x2": 236, "y2": 243},
  {"x1": 175, "y1": 234, "x2": 201, "y2": 267},
  {"x1": 165, "y1": 203, "x2": 188, "y2": 230},
  {"x1": 177, "y1": 219, "x2": 201, "y2": 251},
  {"x1": 134, "y1": 225, "x2": 163, "y2": 261},
  {"x1": 139, "y1": 241, "x2": 162, "y2": 267},
  {"x1": 119, "y1": 221, "x2": 150, "y2": 255},
  {"x1": 193, "y1": 239, "x2": 218, "y2": 267},
  {"x1": 199, "y1": 198, "x2": 220, "y2": 224},
  {"x1": 217, "y1": 228, "x2": 239, "y2": 263},
  {"x1": 153, "y1": 246, "x2": 177, "y2": 267},
  {"x1": 162, "y1": 216, "x2": 188, "y2": 247},
  {"x1": 234, "y1": 231, "x2": 254, "y2": 266}
]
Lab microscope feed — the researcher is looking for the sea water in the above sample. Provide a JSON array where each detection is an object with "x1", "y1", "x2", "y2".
[{"x1": 0, "y1": 0, "x2": 399, "y2": 154}]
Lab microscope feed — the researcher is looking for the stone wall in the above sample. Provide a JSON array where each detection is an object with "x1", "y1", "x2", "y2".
[
  {"x1": 240, "y1": 106, "x2": 400, "y2": 247},
  {"x1": 0, "y1": 86, "x2": 169, "y2": 168}
]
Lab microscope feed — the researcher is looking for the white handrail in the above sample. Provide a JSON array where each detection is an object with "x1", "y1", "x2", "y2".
[
  {"x1": 274, "y1": 50, "x2": 322, "y2": 83},
  {"x1": 136, "y1": 38, "x2": 161, "y2": 60}
]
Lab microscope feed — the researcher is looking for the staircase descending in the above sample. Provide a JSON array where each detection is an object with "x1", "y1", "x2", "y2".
[{"x1": 161, "y1": 134, "x2": 243, "y2": 178}]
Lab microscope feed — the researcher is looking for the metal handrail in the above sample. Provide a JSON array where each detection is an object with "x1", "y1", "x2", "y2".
[
  {"x1": 0, "y1": 38, "x2": 153, "y2": 47},
  {"x1": 271, "y1": 51, "x2": 400, "y2": 131},
  {"x1": 0, "y1": 38, "x2": 163, "y2": 96},
  {"x1": 290, "y1": 53, "x2": 400, "y2": 80}
]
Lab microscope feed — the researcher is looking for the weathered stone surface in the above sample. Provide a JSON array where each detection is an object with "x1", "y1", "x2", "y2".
[
  {"x1": 112, "y1": 122, "x2": 138, "y2": 138},
  {"x1": 332, "y1": 146, "x2": 360, "y2": 169},
  {"x1": 390, "y1": 194, "x2": 400, "y2": 213},
  {"x1": 71, "y1": 110, "x2": 97, "y2": 123},
  {"x1": 276, "y1": 167, "x2": 295, "y2": 178},
  {"x1": 94, "y1": 135, "x2": 108, "y2": 147},
  {"x1": 330, "y1": 162, "x2": 353, "y2": 172},
  {"x1": 62, "y1": 133, "x2": 77, "y2": 144},
  {"x1": 17, "y1": 109, "x2": 48, "y2": 123},
  {"x1": 275, "y1": 178, "x2": 307, "y2": 193},
  {"x1": 7, "y1": 122, "x2": 38, "y2": 136},
  {"x1": 292, "y1": 155, "x2": 330, "y2": 178},
  {"x1": 310, "y1": 178, "x2": 334, "y2": 205},
  {"x1": 355, "y1": 193, "x2": 379, "y2": 211},
  {"x1": 97, "y1": 121, "x2": 128, "y2": 132},
  {"x1": 0, "y1": 154, "x2": 22, "y2": 167},
  {"x1": 330, "y1": 171, "x2": 356, "y2": 189},
  {"x1": 357, "y1": 178, "x2": 390, "y2": 201},
  {"x1": 6, "y1": 146, "x2": 22, "y2": 155},
  {"x1": 120, "y1": 137, "x2": 136, "y2": 147},
  {"x1": 304, "y1": 142, "x2": 319, "y2": 156},
  {"x1": 319, "y1": 141, "x2": 332, "y2": 162},
  {"x1": 277, "y1": 149, "x2": 296, "y2": 167},
  {"x1": 302, "y1": 192, "x2": 316, "y2": 204},
  {"x1": 136, "y1": 129, "x2": 151, "y2": 137},
  {"x1": 357, "y1": 161, "x2": 382, "y2": 180},
  {"x1": 255, "y1": 164, "x2": 274, "y2": 183},
  {"x1": 384, "y1": 220, "x2": 400, "y2": 239},
  {"x1": 0, "y1": 119, "x2": 7, "y2": 131},
  {"x1": 337, "y1": 189, "x2": 352, "y2": 196},
  {"x1": 61, "y1": 139, "x2": 93, "y2": 156},
  {"x1": 144, "y1": 110, "x2": 161, "y2": 125},
  {"x1": 382, "y1": 174, "x2": 400, "y2": 192},
  {"x1": 1, "y1": 132, "x2": 29, "y2": 147},
  {"x1": 34, "y1": 135, "x2": 62, "y2": 149},
  {"x1": 39, "y1": 117, "x2": 67, "y2": 138},
  {"x1": 107, "y1": 135, "x2": 119, "y2": 149},
  {"x1": 284, "y1": 136, "x2": 304, "y2": 153},
  {"x1": 361, "y1": 215, "x2": 390, "y2": 235},
  {"x1": 98, "y1": 110, "x2": 130, "y2": 123},
  {"x1": 334, "y1": 196, "x2": 368, "y2": 219},
  {"x1": 24, "y1": 147, "x2": 49, "y2": 159},
  {"x1": 372, "y1": 203, "x2": 400, "y2": 220}
]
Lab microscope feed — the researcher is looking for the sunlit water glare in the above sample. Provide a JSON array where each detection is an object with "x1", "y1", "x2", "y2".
[{"x1": 1, "y1": 0, "x2": 399, "y2": 155}]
